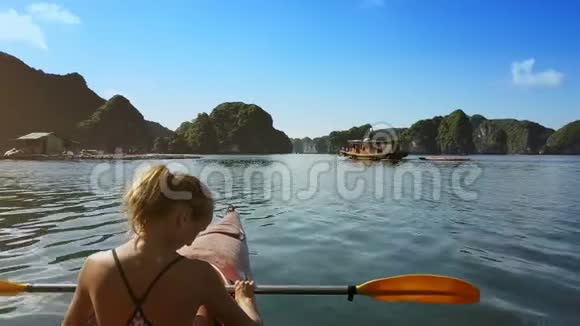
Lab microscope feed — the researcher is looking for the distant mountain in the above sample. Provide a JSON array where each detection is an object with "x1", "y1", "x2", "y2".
[
  {"x1": 473, "y1": 118, "x2": 554, "y2": 154},
  {"x1": 2, "y1": 51, "x2": 576, "y2": 155},
  {"x1": 300, "y1": 110, "x2": 573, "y2": 155},
  {"x1": 0, "y1": 52, "x2": 174, "y2": 153},
  {"x1": 291, "y1": 137, "x2": 317, "y2": 153},
  {"x1": 400, "y1": 116, "x2": 443, "y2": 154},
  {"x1": 292, "y1": 136, "x2": 330, "y2": 154},
  {"x1": 545, "y1": 120, "x2": 580, "y2": 154},
  {"x1": 77, "y1": 95, "x2": 153, "y2": 152},
  {"x1": 436, "y1": 109, "x2": 475, "y2": 154},
  {"x1": 175, "y1": 102, "x2": 292, "y2": 154},
  {"x1": 472, "y1": 119, "x2": 508, "y2": 154},
  {"x1": 327, "y1": 124, "x2": 372, "y2": 153},
  {"x1": 400, "y1": 109, "x2": 553, "y2": 155},
  {"x1": 0, "y1": 52, "x2": 103, "y2": 151},
  {"x1": 292, "y1": 125, "x2": 406, "y2": 154},
  {"x1": 0, "y1": 52, "x2": 291, "y2": 155},
  {"x1": 145, "y1": 120, "x2": 175, "y2": 140},
  {"x1": 292, "y1": 125, "x2": 369, "y2": 154}
]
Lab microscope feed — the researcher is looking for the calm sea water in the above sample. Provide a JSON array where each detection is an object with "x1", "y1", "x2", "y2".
[{"x1": 0, "y1": 155, "x2": 579, "y2": 325}]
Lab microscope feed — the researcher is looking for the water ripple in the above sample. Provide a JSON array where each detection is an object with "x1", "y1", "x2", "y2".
[{"x1": 0, "y1": 156, "x2": 579, "y2": 326}]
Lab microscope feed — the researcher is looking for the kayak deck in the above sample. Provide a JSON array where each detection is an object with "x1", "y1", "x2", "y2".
[{"x1": 178, "y1": 208, "x2": 251, "y2": 283}]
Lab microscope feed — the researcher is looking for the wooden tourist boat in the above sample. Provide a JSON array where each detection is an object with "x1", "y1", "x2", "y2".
[{"x1": 339, "y1": 139, "x2": 408, "y2": 161}]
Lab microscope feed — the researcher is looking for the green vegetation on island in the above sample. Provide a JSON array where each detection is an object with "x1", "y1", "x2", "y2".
[
  {"x1": 472, "y1": 119, "x2": 508, "y2": 154},
  {"x1": 174, "y1": 102, "x2": 292, "y2": 154},
  {"x1": 435, "y1": 109, "x2": 475, "y2": 154},
  {"x1": 292, "y1": 125, "x2": 370, "y2": 154},
  {"x1": 325, "y1": 124, "x2": 372, "y2": 153},
  {"x1": 545, "y1": 120, "x2": 580, "y2": 154},
  {"x1": 0, "y1": 52, "x2": 291, "y2": 155},
  {"x1": 145, "y1": 120, "x2": 175, "y2": 141},
  {"x1": 295, "y1": 109, "x2": 566, "y2": 155},
  {"x1": 399, "y1": 117, "x2": 442, "y2": 154},
  {"x1": 482, "y1": 119, "x2": 553, "y2": 154},
  {"x1": 77, "y1": 95, "x2": 153, "y2": 152},
  {"x1": 1, "y1": 51, "x2": 578, "y2": 156},
  {"x1": 176, "y1": 113, "x2": 219, "y2": 153}
]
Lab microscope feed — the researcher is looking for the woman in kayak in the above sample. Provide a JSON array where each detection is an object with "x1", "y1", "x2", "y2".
[{"x1": 63, "y1": 165, "x2": 262, "y2": 326}]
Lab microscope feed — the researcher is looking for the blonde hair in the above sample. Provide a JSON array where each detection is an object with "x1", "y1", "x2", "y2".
[{"x1": 123, "y1": 165, "x2": 213, "y2": 236}]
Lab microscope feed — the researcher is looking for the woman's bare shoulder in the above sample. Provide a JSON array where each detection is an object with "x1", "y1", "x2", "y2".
[
  {"x1": 174, "y1": 257, "x2": 221, "y2": 288},
  {"x1": 78, "y1": 250, "x2": 116, "y2": 280},
  {"x1": 177, "y1": 256, "x2": 214, "y2": 275},
  {"x1": 88, "y1": 249, "x2": 113, "y2": 261},
  {"x1": 84, "y1": 250, "x2": 114, "y2": 267}
]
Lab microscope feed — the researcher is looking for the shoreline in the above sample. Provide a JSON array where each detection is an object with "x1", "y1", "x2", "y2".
[
  {"x1": 2, "y1": 152, "x2": 578, "y2": 162},
  {"x1": 0, "y1": 154, "x2": 202, "y2": 161}
]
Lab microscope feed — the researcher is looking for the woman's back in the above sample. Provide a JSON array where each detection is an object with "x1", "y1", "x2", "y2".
[
  {"x1": 87, "y1": 244, "x2": 210, "y2": 325},
  {"x1": 63, "y1": 165, "x2": 261, "y2": 326}
]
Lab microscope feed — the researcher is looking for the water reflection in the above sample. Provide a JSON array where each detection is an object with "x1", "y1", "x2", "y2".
[{"x1": 200, "y1": 156, "x2": 276, "y2": 168}]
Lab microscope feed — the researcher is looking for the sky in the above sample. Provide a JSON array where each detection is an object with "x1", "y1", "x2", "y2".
[{"x1": 1, "y1": 0, "x2": 579, "y2": 138}]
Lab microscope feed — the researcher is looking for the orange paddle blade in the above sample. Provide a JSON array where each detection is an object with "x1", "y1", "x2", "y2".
[
  {"x1": 0, "y1": 281, "x2": 27, "y2": 296},
  {"x1": 356, "y1": 274, "x2": 480, "y2": 304}
]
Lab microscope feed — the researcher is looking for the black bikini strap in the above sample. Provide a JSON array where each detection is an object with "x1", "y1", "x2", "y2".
[
  {"x1": 138, "y1": 254, "x2": 184, "y2": 305},
  {"x1": 111, "y1": 249, "x2": 184, "y2": 306},
  {"x1": 112, "y1": 248, "x2": 139, "y2": 305}
]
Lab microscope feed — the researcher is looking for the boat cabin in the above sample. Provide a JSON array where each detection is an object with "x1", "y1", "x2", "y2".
[{"x1": 340, "y1": 138, "x2": 407, "y2": 161}]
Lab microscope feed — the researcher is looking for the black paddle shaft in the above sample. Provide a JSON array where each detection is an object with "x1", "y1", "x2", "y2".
[{"x1": 24, "y1": 283, "x2": 352, "y2": 295}]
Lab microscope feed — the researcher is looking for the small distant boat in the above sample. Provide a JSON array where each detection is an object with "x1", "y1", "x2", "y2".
[
  {"x1": 340, "y1": 139, "x2": 408, "y2": 161},
  {"x1": 419, "y1": 156, "x2": 471, "y2": 162}
]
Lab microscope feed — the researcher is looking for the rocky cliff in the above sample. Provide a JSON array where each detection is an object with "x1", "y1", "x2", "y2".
[
  {"x1": 308, "y1": 110, "x2": 564, "y2": 155},
  {"x1": 0, "y1": 52, "x2": 174, "y2": 153},
  {"x1": 400, "y1": 117, "x2": 443, "y2": 154},
  {"x1": 291, "y1": 137, "x2": 318, "y2": 153},
  {"x1": 545, "y1": 120, "x2": 580, "y2": 154},
  {"x1": 472, "y1": 119, "x2": 508, "y2": 154},
  {"x1": 176, "y1": 102, "x2": 292, "y2": 154},
  {"x1": 2, "y1": 51, "x2": 575, "y2": 155},
  {"x1": 0, "y1": 52, "x2": 103, "y2": 151},
  {"x1": 468, "y1": 117, "x2": 554, "y2": 154},
  {"x1": 77, "y1": 95, "x2": 154, "y2": 152},
  {"x1": 436, "y1": 109, "x2": 475, "y2": 154}
]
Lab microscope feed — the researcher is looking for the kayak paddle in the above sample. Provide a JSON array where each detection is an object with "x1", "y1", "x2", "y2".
[{"x1": 0, "y1": 274, "x2": 479, "y2": 304}]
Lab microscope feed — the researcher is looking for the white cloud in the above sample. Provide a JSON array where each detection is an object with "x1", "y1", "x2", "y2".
[
  {"x1": 27, "y1": 3, "x2": 80, "y2": 25},
  {"x1": 511, "y1": 58, "x2": 563, "y2": 88},
  {"x1": 0, "y1": 9, "x2": 47, "y2": 49},
  {"x1": 0, "y1": 4, "x2": 80, "y2": 50},
  {"x1": 362, "y1": 0, "x2": 386, "y2": 8}
]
